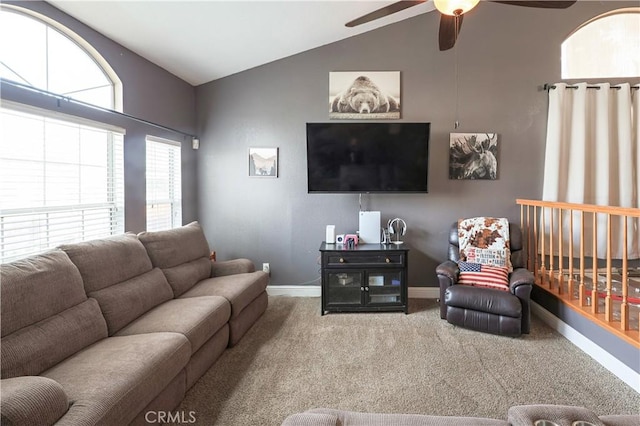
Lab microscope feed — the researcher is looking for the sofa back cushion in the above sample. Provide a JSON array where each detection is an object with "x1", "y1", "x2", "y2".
[
  {"x1": 138, "y1": 222, "x2": 212, "y2": 297},
  {"x1": 0, "y1": 251, "x2": 108, "y2": 377},
  {"x1": 60, "y1": 233, "x2": 153, "y2": 293},
  {"x1": 60, "y1": 234, "x2": 174, "y2": 334}
]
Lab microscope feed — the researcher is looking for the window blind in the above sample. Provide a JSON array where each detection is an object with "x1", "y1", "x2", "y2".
[
  {"x1": 0, "y1": 105, "x2": 124, "y2": 263},
  {"x1": 146, "y1": 136, "x2": 182, "y2": 231}
]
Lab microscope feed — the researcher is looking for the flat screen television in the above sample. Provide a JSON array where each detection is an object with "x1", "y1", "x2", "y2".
[{"x1": 306, "y1": 122, "x2": 430, "y2": 193}]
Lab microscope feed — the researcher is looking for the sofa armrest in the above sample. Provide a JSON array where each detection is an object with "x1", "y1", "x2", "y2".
[
  {"x1": 436, "y1": 260, "x2": 459, "y2": 319},
  {"x1": 1, "y1": 376, "x2": 69, "y2": 426},
  {"x1": 211, "y1": 258, "x2": 256, "y2": 277},
  {"x1": 508, "y1": 404, "x2": 605, "y2": 426},
  {"x1": 509, "y1": 268, "x2": 534, "y2": 292}
]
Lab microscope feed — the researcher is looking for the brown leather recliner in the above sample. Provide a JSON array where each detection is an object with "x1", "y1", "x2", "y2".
[{"x1": 436, "y1": 221, "x2": 534, "y2": 337}]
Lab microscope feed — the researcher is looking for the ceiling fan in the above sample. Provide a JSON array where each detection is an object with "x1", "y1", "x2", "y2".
[{"x1": 346, "y1": 0, "x2": 577, "y2": 51}]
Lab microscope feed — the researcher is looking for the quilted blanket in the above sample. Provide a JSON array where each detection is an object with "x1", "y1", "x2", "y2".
[{"x1": 458, "y1": 217, "x2": 512, "y2": 271}]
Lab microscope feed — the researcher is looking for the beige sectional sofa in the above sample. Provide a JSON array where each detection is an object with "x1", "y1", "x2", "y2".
[{"x1": 1, "y1": 222, "x2": 268, "y2": 425}]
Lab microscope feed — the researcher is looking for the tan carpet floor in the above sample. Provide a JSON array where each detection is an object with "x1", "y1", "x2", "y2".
[{"x1": 173, "y1": 297, "x2": 640, "y2": 425}]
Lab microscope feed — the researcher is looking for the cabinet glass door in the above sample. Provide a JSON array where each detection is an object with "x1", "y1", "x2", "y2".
[
  {"x1": 326, "y1": 271, "x2": 363, "y2": 306},
  {"x1": 366, "y1": 271, "x2": 403, "y2": 305}
]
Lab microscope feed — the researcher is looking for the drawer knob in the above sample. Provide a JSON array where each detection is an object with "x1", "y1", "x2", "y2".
[
  {"x1": 386, "y1": 258, "x2": 390, "y2": 263},
  {"x1": 360, "y1": 286, "x2": 365, "y2": 291},
  {"x1": 339, "y1": 258, "x2": 345, "y2": 263}
]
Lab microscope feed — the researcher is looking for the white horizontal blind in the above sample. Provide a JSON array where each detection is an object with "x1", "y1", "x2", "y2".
[
  {"x1": 146, "y1": 136, "x2": 181, "y2": 231},
  {"x1": 0, "y1": 105, "x2": 125, "y2": 263}
]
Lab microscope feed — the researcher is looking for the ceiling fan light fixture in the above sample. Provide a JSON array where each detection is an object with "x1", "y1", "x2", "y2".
[{"x1": 434, "y1": 0, "x2": 479, "y2": 16}]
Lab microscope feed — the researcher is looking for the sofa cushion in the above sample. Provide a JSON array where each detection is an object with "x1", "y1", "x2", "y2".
[
  {"x1": 89, "y1": 268, "x2": 174, "y2": 335},
  {"x1": 138, "y1": 222, "x2": 212, "y2": 296},
  {"x1": 59, "y1": 233, "x2": 153, "y2": 293},
  {"x1": 42, "y1": 332, "x2": 190, "y2": 426},
  {"x1": 138, "y1": 221, "x2": 210, "y2": 269},
  {"x1": 179, "y1": 271, "x2": 269, "y2": 318},
  {"x1": 0, "y1": 376, "x2": 69, "y2": 426},
  {"x1": 162, "y1": 257, "x2": 212, "y2": 297},
  {"x1": 115, "y1": 296, "x2": 231, "y2": 354},
  {"x1": 1, "y1": 298, "x2": 108, "y2": 378},
  {"x1": 61, "y1": 233, "x2": 175, "y2": 334},
  {"x1": 1, "y1": 250, "x2": 87, "y2": 337}
]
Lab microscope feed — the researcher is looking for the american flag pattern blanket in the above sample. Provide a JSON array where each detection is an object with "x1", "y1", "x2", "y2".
[{"x1": 458, "y1": 261, "x2": 510, "y2": 291}]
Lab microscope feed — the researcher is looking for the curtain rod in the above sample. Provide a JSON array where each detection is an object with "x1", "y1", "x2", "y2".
[
  {"x1": 543, "y1": 83, "x2": 639, "y2": 91},
  {"x1": 1, "y1": 78, "x2": 196, "y2": 139}
]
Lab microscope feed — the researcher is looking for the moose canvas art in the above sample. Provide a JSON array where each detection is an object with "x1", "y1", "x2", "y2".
[{"x1": 449, "y1": 133, "x2": 498, "y2": 180}]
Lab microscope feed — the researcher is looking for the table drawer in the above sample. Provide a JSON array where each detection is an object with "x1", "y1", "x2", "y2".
[{"x1": 325, "y1": 252, "x2": 405, "y2": 267}]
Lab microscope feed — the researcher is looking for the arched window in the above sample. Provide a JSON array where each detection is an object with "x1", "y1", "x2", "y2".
[
  {"x1": 562, "y1": 8, "x2": 640, "y2": 79},
  {"x1": 0, "y1": 5, "x2": 122, "y2": 111}
]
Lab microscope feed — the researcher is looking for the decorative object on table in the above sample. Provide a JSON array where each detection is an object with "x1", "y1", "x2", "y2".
[
  {"x1": 387, "y1": 218, "x2": 407, "y2": 245},
  {"x1": 329, "y1": 71, "x2": 400, "y2": 120},
  {"x1": 325, "y1": 225, "x2": 336, "y2": 244},
  {"x1": 249, "y1": 147, "x2": 278, "y2": 177},
  {"x1": 381, "y1": 227, "x2": 391, "y2": 245},
  {"x1": 448, "y1": 133, "x2": 498, "y2": 180},
  {"x1": 344, "y1": 234, "x2": 358, "y2": 249}
]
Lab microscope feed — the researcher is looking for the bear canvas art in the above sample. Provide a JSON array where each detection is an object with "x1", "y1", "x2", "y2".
[{"x1": 329, "y1": 71, "x2": 400, "y2": 120}]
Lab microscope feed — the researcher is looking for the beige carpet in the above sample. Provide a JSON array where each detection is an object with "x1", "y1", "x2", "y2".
[{"x1": 173, "y1": 297, "x2": 640, "y2": 425}]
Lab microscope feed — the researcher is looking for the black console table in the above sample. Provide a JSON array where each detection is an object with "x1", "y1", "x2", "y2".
[{"x1": 319, "y1": 242, "x2": 409, "y2": 315}]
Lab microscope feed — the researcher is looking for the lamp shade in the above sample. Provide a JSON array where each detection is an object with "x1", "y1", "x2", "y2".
[{"x1": 434, "y1": 0, "x2": 480, "y2": 16}]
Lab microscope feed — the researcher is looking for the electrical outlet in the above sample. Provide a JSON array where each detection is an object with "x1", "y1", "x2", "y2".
[{"x1": 262, "y1": 263, "x2": 270, "y2": 275}]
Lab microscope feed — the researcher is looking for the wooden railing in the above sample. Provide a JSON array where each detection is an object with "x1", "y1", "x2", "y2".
[{"x1": 516, "y1": 199, "x2": 640, "y2": 347}]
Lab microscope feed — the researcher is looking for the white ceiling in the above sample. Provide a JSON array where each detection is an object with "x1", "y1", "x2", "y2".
[{"x1": 48, "y1": 1, "x2": 436, "y2": 86}]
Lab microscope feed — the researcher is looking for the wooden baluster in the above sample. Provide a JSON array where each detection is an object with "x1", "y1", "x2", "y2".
[
  {"x1": 605, "y1": 213, "x2": 612, "y2": 322},
  {"x1": 592, "y1": 212, "x2": 598, "y2": 314},
  {"x1": 558, "y1": 208, "x2": 564, "y2": 294},
  {"x1": 579, "y1": 211, "x2": 586, "y2": 307},
  {"x1": 620, "y1": 216, "x2": 629, "y2": 331},
  {"x1": 540, "y1": 207, "x2": 546, "y2": 286},
  {"x1": 568, "y1": 209, "x2": 574, "y2": 299},
  {"x1": 549, "y1": 207, "x2": 555, "y2": 289},
  {"x1": 533, "y1": 206, "x2": 540, "y2": 282},
  {"x1": 526, "y1": 206, "x2": 532, "y2": 271}
]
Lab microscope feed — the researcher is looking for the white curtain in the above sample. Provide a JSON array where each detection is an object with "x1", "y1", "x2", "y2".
[{"x1": 542, "y1": 82, "x2": 639, "y2": 260}]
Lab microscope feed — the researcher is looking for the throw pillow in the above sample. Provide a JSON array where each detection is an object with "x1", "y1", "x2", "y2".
[
  {"x1": 458, "y1": 261, "x2": 510, "y2": 292},
  {"x1": 458, "y1": 217, "x2": 512, "y2": 271}
]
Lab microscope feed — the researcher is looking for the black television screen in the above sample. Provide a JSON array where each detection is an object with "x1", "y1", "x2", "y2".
[{"x1": 306, "y1": 122, "x2": 430, "y2": 193}]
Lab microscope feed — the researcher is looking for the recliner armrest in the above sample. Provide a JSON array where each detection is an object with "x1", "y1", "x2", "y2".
[
  {"x1": 509, "y1": 268, "x2": 534, "y2": 292},
  {"x1": 436, "y1": 260, "x2": 459, "y2": 282},
  {"x1": 211, "y1": 258, "x2": 256, "y2": 277},
  {"x1": 1, "y1": 377, "x2": 69, "y2": 426}
]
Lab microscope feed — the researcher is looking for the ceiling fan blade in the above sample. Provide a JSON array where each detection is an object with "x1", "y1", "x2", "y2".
[
  {"x1": 491, "y1": 1, "x2": 577, "y2": 9},
  {"x1": 439, "y1": 14, "x2": 464, "y2": 51},
  {"x1": 346, "y1": 0, "x2": 426, "y2": 27}
]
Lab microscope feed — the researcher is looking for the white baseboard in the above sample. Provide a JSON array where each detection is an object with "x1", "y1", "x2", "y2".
[
  {"x1": 266, "y1": 285, "x2": 439, "y2": 299},
  {"x1": 531, "y1": 301, "x2": 640, "y2": 393},
  {"x1": 267, "y1": 285, "x2": 321, "y2": 297}
]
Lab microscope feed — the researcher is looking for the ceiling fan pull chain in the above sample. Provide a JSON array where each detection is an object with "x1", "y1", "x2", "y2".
[{"x1": 454, "y1": 13, "x2": 460, "y2": 129}]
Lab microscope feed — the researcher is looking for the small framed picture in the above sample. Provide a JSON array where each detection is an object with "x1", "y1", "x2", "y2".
[
  {"x1": 449, "y1": 133, "x2": 498, "y2": 180},
  {"x1": 249, "y1": 147, "x2": 278, "y2": 178}
]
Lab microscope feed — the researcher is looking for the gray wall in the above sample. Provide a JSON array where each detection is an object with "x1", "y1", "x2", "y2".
[
  {"x1": 196, "y1": 2, "x2": 636, "y2": 287},
  {"x1": 2, "y1": 1, "x2": 198, "y2": 233}
]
